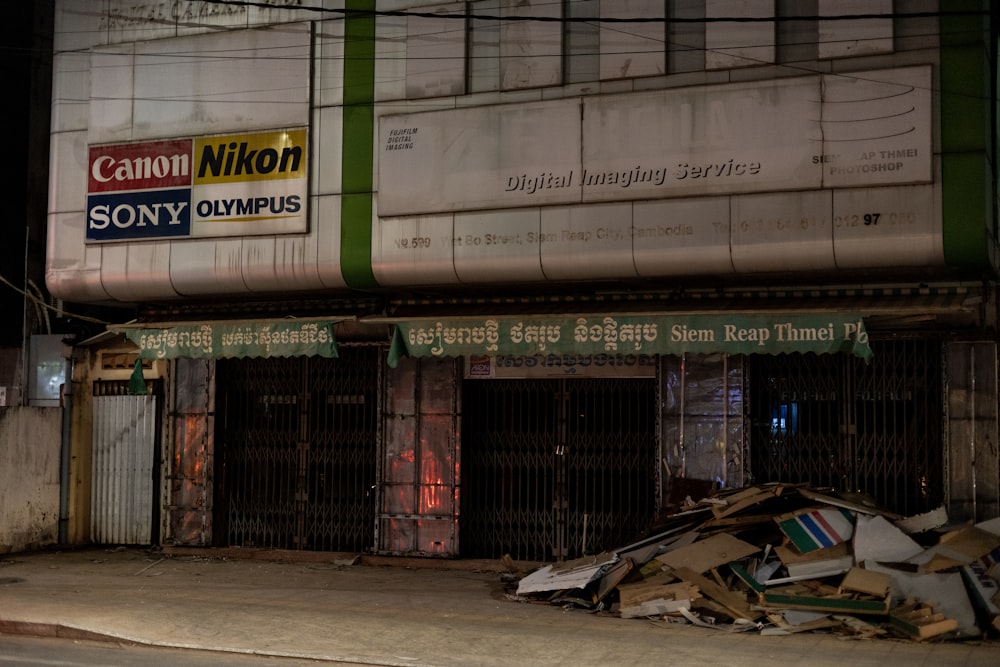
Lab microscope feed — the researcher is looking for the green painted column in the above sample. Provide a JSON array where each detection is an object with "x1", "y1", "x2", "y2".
[
  {"x1": 940, "y1": 1, "x2": 996, "y2": 272},
  {"x1": 340, "y1": 0, "x2": 378, "y2": 288}
]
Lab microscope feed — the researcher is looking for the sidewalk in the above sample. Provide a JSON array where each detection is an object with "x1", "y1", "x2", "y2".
[{"x1": 2, "y1": 546, "x2": 999, "y2": 667}]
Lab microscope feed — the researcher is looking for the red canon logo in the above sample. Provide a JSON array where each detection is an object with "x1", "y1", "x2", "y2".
[{"x1": 88, "y1": 139, "x2": 193, "y2": 193}]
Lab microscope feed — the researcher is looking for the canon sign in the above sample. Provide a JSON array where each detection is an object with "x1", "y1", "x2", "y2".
[
  {"x1": 87, "y1": 139, "x2": 192, "y2": 194},
  {"x1": 90, "y1": 152, "x2": 190, "y2": 184},
  {"x1": 86, "y1": 128, "x2": 309, "y2": 242}
]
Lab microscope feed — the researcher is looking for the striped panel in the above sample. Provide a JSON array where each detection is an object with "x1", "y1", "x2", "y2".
[{"x1": 776, "y1": 507, "x2": 855, "y2": 554}]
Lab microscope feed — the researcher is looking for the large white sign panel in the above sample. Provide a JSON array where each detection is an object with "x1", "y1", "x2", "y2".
[
  {"x1": 819, "y1": 67, "x2": 932, "y2": 187},
  {"x1": 580, "y1": 77, "x2": 819, "y2": 200},
  {"x1": 371, "y1": 184, "x2": 942, "y2": 285},
  {"x1": 731, "y1": 190, "x2": 835, "y2": 273},
  {"x1": 832, "y1": 185, "x2": 941, "y2": 268},
  {"x1": 632, "y1": 198, "x2": 733, "y2": 277},
  {"x1": 379, "y1": 101, "x2": 582, "y2": 216},
  {"x1": 378, "y1": 67, "x2": 932, "y2": 217}
]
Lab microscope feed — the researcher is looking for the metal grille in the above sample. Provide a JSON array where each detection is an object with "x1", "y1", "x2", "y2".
[
  {"x1": 749, "y1": 340, "x2": 942, "y2": 515},
  {"x1": 461, "y1": 378, "x2": 657, "y2": 561},
  {"x1": 91, "y1": 390, "x2": 158, "y2": 545},
  {"x1": 216, "y1": 348, "x2": 379, "y2": 551}
]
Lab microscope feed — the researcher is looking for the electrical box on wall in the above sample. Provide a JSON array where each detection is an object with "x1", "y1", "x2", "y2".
[{"x1": 29, "y1": 334, "x2": 71, "y2": 407}]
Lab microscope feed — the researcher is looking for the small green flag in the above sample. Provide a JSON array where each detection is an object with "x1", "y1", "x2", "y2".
[{"x1": 128, "y1": 358, "x2": 147, "y2": 395}]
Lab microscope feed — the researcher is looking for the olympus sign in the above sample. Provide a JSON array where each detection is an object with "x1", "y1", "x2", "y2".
[{"x1": 86, "y1": 129, "x2": 308, "y2": 242}]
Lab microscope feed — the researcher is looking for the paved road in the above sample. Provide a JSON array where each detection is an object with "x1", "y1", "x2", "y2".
[{"x1": 1, "y1": 547, "x2": 999, "y2": 667}]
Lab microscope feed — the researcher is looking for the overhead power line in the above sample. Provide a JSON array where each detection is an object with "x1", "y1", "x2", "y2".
[{"x1": 191, "y1": 0, "x2": 986, "y2": 24}]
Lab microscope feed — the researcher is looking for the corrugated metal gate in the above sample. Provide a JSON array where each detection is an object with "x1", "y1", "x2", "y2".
[
  {"x1": 214, "y1": 348, "x2": 380, "y2": 551},
  {"x1": 91, "y1": 380, "x2": 161, "y2": 545},
  {"x1": 461, "y1": 377, "x2": 658, "y2": 561},
  {"x1": 749, "y1": 339, "x2": 943, "y2": 516}
]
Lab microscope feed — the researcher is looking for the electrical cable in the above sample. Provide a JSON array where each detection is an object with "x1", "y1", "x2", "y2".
[{"x1": 0, "y1": 273, "x2": 110, "y2": 326}]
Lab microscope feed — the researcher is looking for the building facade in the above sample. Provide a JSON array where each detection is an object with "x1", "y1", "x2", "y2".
[{"x1": 47, "y1": 1, "x2": 999, "y2": 561}]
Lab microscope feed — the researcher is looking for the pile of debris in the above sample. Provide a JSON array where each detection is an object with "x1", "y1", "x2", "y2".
[{"x1": 507, "y1": 484, "x2": 1000, "y2": 641}]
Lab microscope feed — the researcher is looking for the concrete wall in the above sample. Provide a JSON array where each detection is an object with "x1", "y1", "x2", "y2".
[{"x1": 0, "y1": 406, "x2": 63, "y2": 554}]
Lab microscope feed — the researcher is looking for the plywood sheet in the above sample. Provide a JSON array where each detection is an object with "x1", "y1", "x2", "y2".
[{"x1": 656, "y1": 533, "x2": 759, "y2": 573}]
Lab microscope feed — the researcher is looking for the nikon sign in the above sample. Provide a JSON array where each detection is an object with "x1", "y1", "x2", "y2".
[{"x1": 86, "y1": 128, "x2": 308, "y2": 242}]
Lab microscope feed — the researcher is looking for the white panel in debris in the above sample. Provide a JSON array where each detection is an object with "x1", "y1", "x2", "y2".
[
  {"x1": 853, "y1": 514, "x2": 925, "y2": 563},
  {"x1": 517, "y1": 556, "x2": 619, "y2": 596},
  {"x1": 865, "y1": 564, "x2": 979, "y2": 637}
]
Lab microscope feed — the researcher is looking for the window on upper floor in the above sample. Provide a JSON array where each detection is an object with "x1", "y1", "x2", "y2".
[
  {"x1": 818, "y1": 0, "x2": 893, "y2": 59},
  {"x1": 668, "y1": 0, "x2": 705, "y2": 72},
  {"x1": 565, "y1": 0, "x2": 599, "y2": 84},
  {"x1": 598, "y1": 0, "x2": 666, "y2": 80},
  {"x1": 468, "y1": 0, "x2": 500, "y2": 93},
  {"x1": 428, "y1": 1, "x2": 897, "y2": 100},
  {"x1": 406, "y1": 3, "x2": 467, "y2": 99},
  {"x1": 705, "y1": 0, "x2": 776, "y2": 69}
]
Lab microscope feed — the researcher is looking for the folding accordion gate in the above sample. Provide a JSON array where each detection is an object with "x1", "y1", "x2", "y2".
[
  {"x1": 460, "y1": 377, "x2": 658, "y2": 562},
  {"x1": 748, "y1": 339, "x2": 943, "y2": 516},
  {"x1": 214, "y1": 348, "x2": 380, "y2": 551}
]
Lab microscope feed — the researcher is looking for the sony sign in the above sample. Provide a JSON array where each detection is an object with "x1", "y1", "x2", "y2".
[{"x1": 86, "y1": 129, "x2": 308, "y2": 242}]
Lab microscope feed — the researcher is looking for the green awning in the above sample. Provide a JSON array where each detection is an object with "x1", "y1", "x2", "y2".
[
  {"x1": 388, "y1": 313, "x2": 872, "y2": 367},
  {"x1": 113, "y1": 319, "x2": 339, "y2": 360}
]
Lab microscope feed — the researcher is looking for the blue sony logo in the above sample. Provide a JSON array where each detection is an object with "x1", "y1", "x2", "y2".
[{"x1": 87, "y1": 189, "x2": 192, "y2": 242}]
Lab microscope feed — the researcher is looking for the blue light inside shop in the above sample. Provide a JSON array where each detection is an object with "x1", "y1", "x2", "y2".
[{"x1": 771, "y1": 403, "x2": 799, "y2": 436}]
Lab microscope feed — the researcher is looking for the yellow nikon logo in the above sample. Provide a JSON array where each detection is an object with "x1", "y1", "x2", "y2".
[{"x1": 194, "y1": 129, "x2": 307, "y2": 184}]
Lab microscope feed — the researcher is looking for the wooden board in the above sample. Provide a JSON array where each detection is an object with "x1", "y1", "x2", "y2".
[
  {"x1": 839, "y1": 567, "x2": 891, "y2": 597},
  {"x1": 797, "y1": 487, "x2": 902, "y2": 520},
  {"x1": 594, "y1": 557, "x2": 634, "y2": 604},
  {"x1": 730, "y1": 562, "x2": 889, "y2": 615},
  {"x1": 889, "y1": 601, "x2": 959, "y2": 639},
  {"x1": 671, "y1": 566, "x2": 761, "y2": 621},
  {"x1": 710, "y1": 485, "x2": 783, "y2": 519},
  {"x1": 618, "y1": 572, "x2": 698, "y2": 608},
  {"x1": 656, "y1": 533, "x2": 759, "y2": 573},
  {"x1": 774, "y1": 541, "x2": 850, "y2": 566}
]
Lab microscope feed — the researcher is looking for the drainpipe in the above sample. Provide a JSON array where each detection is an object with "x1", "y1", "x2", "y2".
[{"x1": 58, "y1": 353, "x2": 73, "y2": 545}]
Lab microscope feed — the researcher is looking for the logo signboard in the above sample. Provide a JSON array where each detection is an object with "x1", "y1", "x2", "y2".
[{"x1": 86, "y1": 128, "x2": 308, "y2": 242}]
